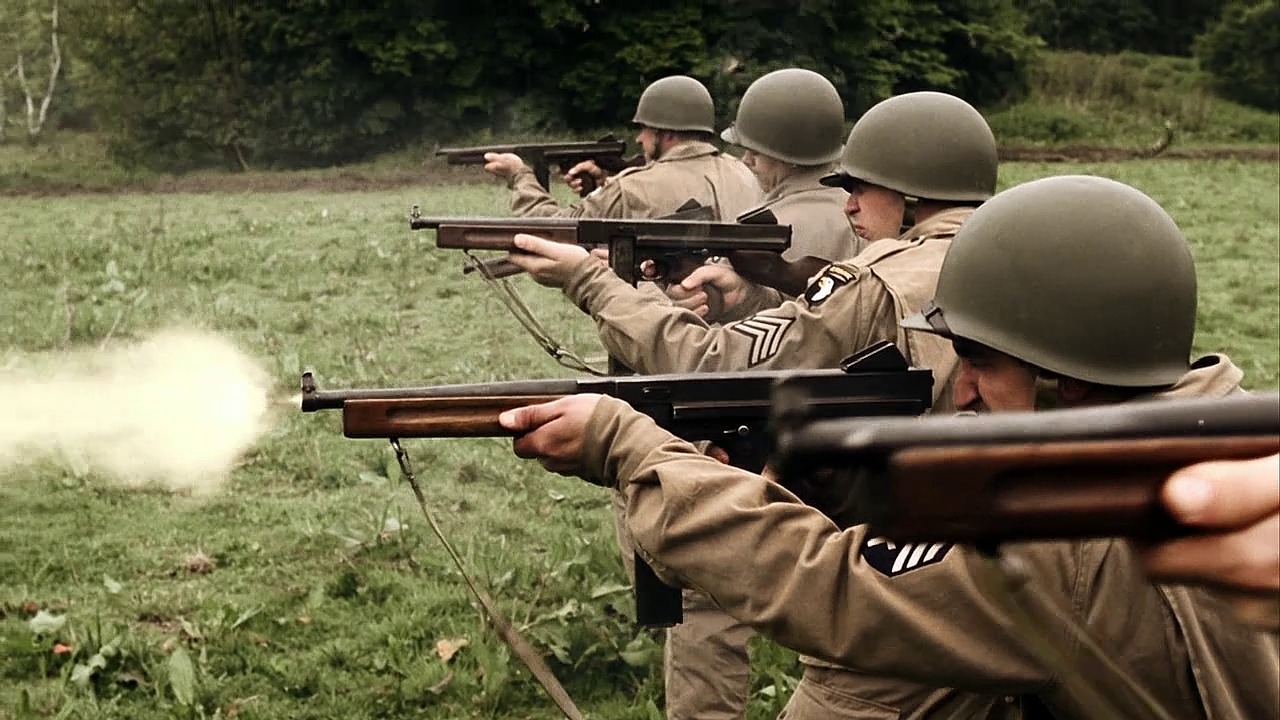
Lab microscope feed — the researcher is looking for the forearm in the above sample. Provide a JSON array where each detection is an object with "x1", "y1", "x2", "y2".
[
  {"x1": 509, "y1": 169, "x2": 576, "y2": 218},
  {"x1": 717, "y1": 279, "x2": 785, "y2": 323},
  {"x1": 564, "y1": 261, "x2": 729, "y2": 374},
  {"x1": 511, "y1": 169, "x2": 627, "y2": 219},
  {"x1": 581, "y1": 398, "x2": 1051, "y2": 688}
]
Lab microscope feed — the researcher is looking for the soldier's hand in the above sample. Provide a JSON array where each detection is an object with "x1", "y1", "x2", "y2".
[
  {"x1": 564, "y1": 160, "x2": 606, "y2": 195},
  {"x1": 665, "y1": 275, "x2": 725, "y2": 320},
  {"x1": 1133, "y1": 453, "x2": 1280, "y2": 630},
  {"x1": 483, "y1": 152, "x2": 527, "y2": 181},
  {"x1": 499, "y1": 395, "x2": 601, "y2": 476},
  {"x1": 673, "y1": 264, "x2": 748, "y2": 321},
  {"x1": 507, "y1": 234, "x2": 598, "y2": 288}
]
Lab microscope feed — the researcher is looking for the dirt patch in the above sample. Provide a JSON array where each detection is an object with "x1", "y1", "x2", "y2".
[
  {"x1": 999, "y1": 145, "x2": 1279, "y2": 162},
  {"x1": 0, "y1": 166, "x2": 477, "y2": 198},
  {"x1": 3, "y1": 145, "x2": 1276, "y2": 197}
]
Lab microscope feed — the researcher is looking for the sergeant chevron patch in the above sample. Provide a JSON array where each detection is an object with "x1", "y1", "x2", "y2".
[
  {"x1": 730, "y1": 315, "x2": 795, "y2": 366},
  {"x1": 803, "y1": 265, "x2": 855, "y2": 306},
  {"x1": 861, "y1": 537, "x2": 953, "y2": 577}
]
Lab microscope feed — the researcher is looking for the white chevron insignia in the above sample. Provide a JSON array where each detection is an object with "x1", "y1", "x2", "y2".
[
  {"x1": 731, "y1": 315, "x2": 795, "y2": 366},
  {"x1": 863, "y1": 536, "x2": 952, "y2": 576}
]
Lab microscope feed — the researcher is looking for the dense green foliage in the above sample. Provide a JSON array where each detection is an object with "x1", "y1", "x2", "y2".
[
  {"x1": 66, "y1": 1, "x2": 436, "y2": 170},
  {"x1": 1194, "y1": 0, "x2": 1280, "y2": 111},
  {"x1": 1016, "y1": 0, "x2": 1224, "y2": 55},
  {"x1": 63, "y1": 0, "x2": 1040, "y2": 170}
]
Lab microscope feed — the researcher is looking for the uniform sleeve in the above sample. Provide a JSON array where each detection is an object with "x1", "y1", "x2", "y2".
[
  {"x1": 580, "y1": 397, "x2": 1054, "y2": 692},
  {"x1": 562, "y1": 260, "x2": 898, "y2": 374},
  {"x1": 509, "y1": 168, "x2": 626, "y2": 218}
]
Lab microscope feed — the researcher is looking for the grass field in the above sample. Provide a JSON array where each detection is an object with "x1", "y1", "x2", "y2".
[{"x1": 0, "y1": 159, "x2": 1277, "y2": 720}]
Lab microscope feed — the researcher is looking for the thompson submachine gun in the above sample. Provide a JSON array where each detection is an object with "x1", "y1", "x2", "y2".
[
  {"x1": 769, "y1": 391, "x2": 1280, "y2": 544},
  {"x1": 458, "y1": 198, "x2": 715, "y2": 281},
  {"x1": 435, "y1": 134, "x2": 645, "y2": 196},
  {"x1": 409, "y1": 206, "x2": 792, "y2": 288},
  {"x1": 302, "y1": 340, "x2": 934, "y2": 627}
]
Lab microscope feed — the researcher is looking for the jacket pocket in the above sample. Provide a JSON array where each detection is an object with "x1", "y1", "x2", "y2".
[{"x1": 777, "y1": 675, "x2": 900, "y2": 719}]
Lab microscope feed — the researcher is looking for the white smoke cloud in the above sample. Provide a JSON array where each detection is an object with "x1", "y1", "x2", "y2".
[{"x1": 0, "y1": 329, "x2": 276, "y2": 495}]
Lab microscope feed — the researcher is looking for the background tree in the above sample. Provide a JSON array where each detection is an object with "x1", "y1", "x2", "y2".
[
  {"x1": 65, "y1": 0, "x2": 1039, "y2": 170},
  {"x1": 0, "y1": 0, "x2": 63, "y2": 144},
  {"x1": 1194, "y1": 0, "x2": 1280, "y2": 111},
  {"x1": 1016, "y1": 0, "x2": 1224, "y2": 55}
]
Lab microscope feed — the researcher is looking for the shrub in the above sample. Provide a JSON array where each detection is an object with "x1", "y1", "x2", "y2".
[
  {"x1": 1194, "y1": 0, "x2": 1280, "y2": 111},
  {"x1": 986, "y1": 104, "x2": 1088, "y2": 142}
]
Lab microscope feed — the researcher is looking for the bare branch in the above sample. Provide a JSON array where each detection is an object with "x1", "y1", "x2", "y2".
[
  {"x1": 16, "y1": 53, "x2": 31, "y2": 113},
  {"x1": 14, "y1": 0, "x2": 62, "y2": 144},
  {"x1": 33, "y1": 0, "x2": 62, "y2": 140}
]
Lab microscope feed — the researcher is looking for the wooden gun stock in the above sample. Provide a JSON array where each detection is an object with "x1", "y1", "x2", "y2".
[
  {"x1": 879, "y1": 435, "x2": 1278, "y2": 544},
  {"x1": 341, "y1": 396, "x2": 565, "y2": 438},
  {"x1": 771, "y1": 392, "x2": 1280, "y2": 545},
  {"x1": 434, "y1": 225, "x2": 580, "y2": 252}
]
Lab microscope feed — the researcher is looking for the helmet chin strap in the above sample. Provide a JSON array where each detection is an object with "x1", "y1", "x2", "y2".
[
  {"x1": 1033, "y1": 375, "x2": 1063, "y2": 411},
  {"x1": 899, "y1": 194, "x2": 919, "y2": 234}
]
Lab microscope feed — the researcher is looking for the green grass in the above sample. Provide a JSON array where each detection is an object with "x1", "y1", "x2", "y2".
[{"x1": 0, "y1": 160, "x2": 1277, "y2": 719}]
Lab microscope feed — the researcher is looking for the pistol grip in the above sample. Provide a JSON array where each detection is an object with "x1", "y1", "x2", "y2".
[{"x1": 633, "y1": 553, "x2": 683, "y2": 628}]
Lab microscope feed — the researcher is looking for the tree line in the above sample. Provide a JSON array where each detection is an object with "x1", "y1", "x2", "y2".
[{"x1": 0, "y1": 0, "x2": 1274, "y2": 170}]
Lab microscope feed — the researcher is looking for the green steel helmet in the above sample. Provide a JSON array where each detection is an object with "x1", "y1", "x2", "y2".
[
  {"x1": 902, "y1": 175, "x2": 1196, "y2": 387},
  {"x1": 819, "y1": 91, "x2": 997, "y2": 202},
  {"x1": 719, "y1": 68, "x2": 844, "y2": 166},
  {"x1": 632, "y1": 75, "x2": 716, "y2": 133}
]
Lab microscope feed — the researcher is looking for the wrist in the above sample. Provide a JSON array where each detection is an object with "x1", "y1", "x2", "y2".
[{"x1": 509, "y1": 165, "x2": 536, "y2": 188}]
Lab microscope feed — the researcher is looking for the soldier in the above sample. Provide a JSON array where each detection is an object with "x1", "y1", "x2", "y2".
[
  {"x1": 482, "y1": 74, "x2": 761, "y2": 222},
  {"x1": 484, "y1": 73, "x2": 762, "y2": 720},
  {"x1": 505, "y1": 90, "x2": 1000, "y2": 414},
  {"x1": 639, "y1": 68, "x2": 868, "y2": 720},
  {"x1": 669, "y1": 68, "x2": 864, "y2": 323},
  {"x1": 498, "y1": 175, "x2": 1280, "y2": 719},
  {"x1": 505, "y1": 90, "x2": 996, "y2": 718}
]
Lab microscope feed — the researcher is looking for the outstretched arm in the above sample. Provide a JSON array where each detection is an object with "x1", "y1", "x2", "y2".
[
  {"x1": 1133, "y1": 453, "x2": 1280, "y2": 629},
  {"x1": 499, "y1": 395, "x2": 1063, "y2": 689}
]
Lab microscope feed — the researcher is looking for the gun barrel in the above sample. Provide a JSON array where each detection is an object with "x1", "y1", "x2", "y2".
[
  {"x1": 436, "y1": 145, "x2": 518, "y2": 164},
  {"x1": 299, "y1": 374, "x2": 582, "y2": 412},
  {"x1": 409, "y1": 215, "x2": 579, "y2": 232},
  {"x1": 540, "y1": 141, "x2": 626, "y2": 160},
  {"x1": 436, "y1": 139, "x2": 625, "y2": 163}
]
